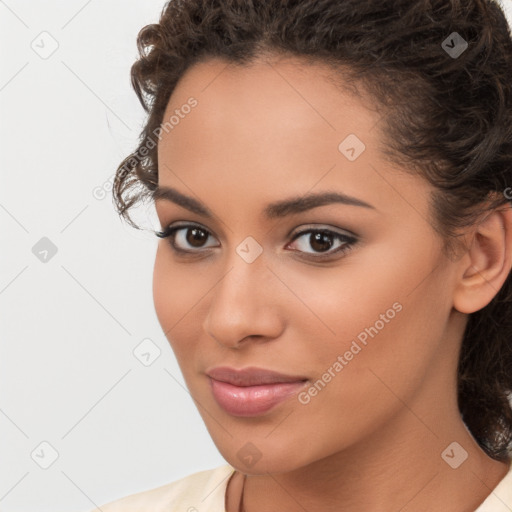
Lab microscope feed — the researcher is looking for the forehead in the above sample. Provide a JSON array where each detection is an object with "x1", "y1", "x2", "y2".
[
  {"x1": 156, "y1": 56, "x2": 428, "y2": 221},
  {"x1": 160, "y1": 55, "x2": 377, "y2": 147}
]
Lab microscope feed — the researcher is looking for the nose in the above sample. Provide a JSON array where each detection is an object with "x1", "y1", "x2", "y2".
[{"x1": 203, "y1": 253, "x2": 284, "y2": 349}]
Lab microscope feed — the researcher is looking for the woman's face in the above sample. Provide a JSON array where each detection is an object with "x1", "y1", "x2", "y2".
[{"x1": 153, "y1": 56, "x2": 463, "y2": 473}]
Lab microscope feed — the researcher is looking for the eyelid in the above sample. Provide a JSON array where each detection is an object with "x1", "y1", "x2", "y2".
[
  {"x1": 289, "y1": 224, "x2": 357, "y2": 240},
  {"x1": 155, "y1": 221, "x2": 359, "y2": 241}
]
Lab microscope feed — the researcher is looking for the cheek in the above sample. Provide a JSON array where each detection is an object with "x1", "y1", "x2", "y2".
[
  {"x1": 152, "y1": 248, "x2": 191, "y2": 355},
  {"x1": 152, "y1": 246, "x2": 207, "y2": 366},
  {"x1": 283, "y1": 288, "x2": 447, "y2": 456},
  {"x1": 152, "y1": 246, "x2": 200, "y2": 330},
  {"x1": 152, "y1": 247, "x2": 171, "y2": 330},
  {"x1": 287, "y1": 237, "x2": 451, "y2": 407}
]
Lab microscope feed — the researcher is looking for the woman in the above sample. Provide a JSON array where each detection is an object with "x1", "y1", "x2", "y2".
[{"x1": 91, "y1": 0, "x2": 512, "y2": 510}]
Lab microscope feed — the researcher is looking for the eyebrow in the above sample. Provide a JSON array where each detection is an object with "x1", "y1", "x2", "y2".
[{"x1": 152, "y1": 185, "x2": 376, "y2": 219}]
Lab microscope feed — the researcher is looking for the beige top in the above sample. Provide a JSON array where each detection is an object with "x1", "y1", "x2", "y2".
[{"x1": 89, "y1": 460, "x2": 512, "y2": 511}]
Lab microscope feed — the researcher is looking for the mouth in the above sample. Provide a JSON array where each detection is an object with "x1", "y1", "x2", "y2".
[{"x1": 206, "y1": 366, "x2": 309, "y2": 417}]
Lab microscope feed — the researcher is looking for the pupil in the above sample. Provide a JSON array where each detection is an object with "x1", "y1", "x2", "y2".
[{"x1": 310, "y1": 232, "x2": 333, "y2": 252}]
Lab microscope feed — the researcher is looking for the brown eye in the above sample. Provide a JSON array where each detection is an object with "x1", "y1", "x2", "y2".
[
  {"x1": 287, "y1": 228, "x2": 357, "y2": 260},
  {"x1": 183, "y1": 226, "x2": 209, "y2": 248},
  {"x1": 155, "y1": 224, "x2": 218, "y2": 252},
  {"x1": 155, "y1": 223, "x2": 358, "y2": 261}
]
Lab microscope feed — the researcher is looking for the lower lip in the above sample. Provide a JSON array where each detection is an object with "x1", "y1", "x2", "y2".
[{"x1": 209, "y1": 378, "x2": 308, "y2": 417}]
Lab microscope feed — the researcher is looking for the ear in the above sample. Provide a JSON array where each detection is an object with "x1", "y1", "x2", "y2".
[{"x1": 453, "y1": 202, "x2": 512, "y2": 314}]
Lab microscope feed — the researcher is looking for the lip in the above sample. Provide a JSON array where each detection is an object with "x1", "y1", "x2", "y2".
[
  {"x1": 206, "y1": 366, "x2": 309, "y2": 417},
  {"x1": 206, "y1": 366, "x2": 309, "y2": 386}
]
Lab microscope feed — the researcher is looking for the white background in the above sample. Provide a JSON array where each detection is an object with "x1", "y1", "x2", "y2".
[{"x1": 1, "y1": 1, "x2": 512, "y2": 511}]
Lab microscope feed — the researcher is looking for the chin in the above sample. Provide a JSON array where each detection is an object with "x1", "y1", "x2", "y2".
[{"x1": 209, "y1": 434, "x2": 313, "y2": 475}]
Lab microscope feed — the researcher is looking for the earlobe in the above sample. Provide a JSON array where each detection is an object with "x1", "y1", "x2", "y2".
[{"x1": 453, "y1": 203, "x2": 512, "y2": 314}]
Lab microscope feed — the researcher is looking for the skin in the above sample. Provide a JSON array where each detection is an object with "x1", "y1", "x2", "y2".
[{"x1": 152, "y1": 55, "x2": 512, "y2": 511}]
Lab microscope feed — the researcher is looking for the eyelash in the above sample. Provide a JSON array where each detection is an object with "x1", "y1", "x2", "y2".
[{"x1": 155, "y1": 222, "x2": 358, "y2": 261}]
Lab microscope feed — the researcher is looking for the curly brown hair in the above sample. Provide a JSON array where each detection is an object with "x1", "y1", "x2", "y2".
[{"x1": 113, "y1": 0, "x2": 512, "y2": 462}]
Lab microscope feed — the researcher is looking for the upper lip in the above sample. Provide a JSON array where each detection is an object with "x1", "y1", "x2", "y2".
[{"x1": 206, "y1": 366, "x2": 308, "y2": 386}]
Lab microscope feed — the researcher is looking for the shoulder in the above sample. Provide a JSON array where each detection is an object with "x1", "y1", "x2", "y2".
[
  {"x1": 88, "y1": 463, "x2": 235, "y2": 512},
  {"x1": 475, "y1": 460, "x2": 512, "y2": 512}
]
